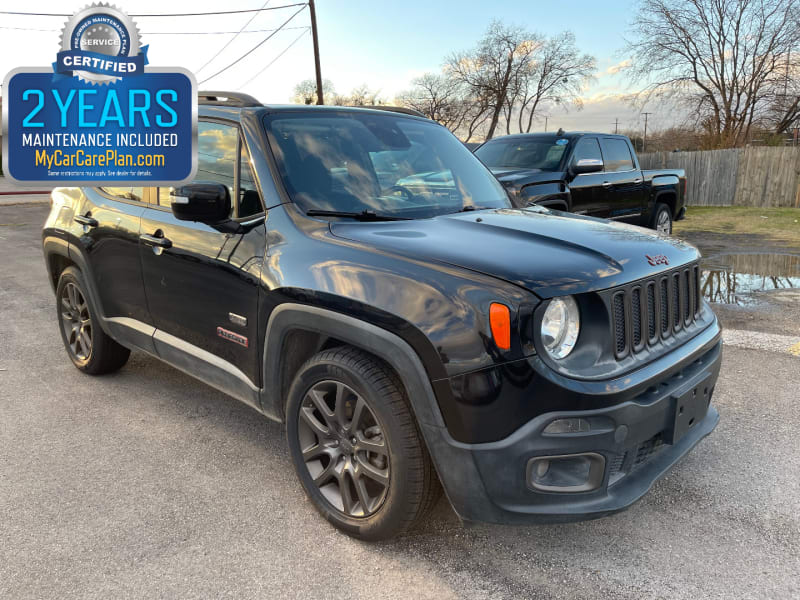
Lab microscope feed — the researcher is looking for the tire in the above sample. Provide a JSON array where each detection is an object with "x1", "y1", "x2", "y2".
[
  {"x1": 56, "y1": 266, "x2": 130, "y2": 375},
  {"x1": 285, "y1": 346, "x2": 440, "y2": 541},
  {"x1": 651, "y1": 202, "x2": 673, "y2": 234}
]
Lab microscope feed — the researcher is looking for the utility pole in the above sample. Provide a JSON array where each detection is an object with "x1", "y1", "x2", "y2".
[
  {"x1": 612, "y1": 118, "x2": 619, "y2": 134},
  {"x1": 544, "y1": 116, "x2": 548, "y2": 132},
  {"x1": 308, "y1": 0, "x2": 324, "y2": 105},
  {"x1": 642, "y1": 112, "x2": 652, "y2": 152}
]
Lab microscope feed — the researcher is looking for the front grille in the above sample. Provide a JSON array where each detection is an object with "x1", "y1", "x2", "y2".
[{"x1": 610, "y1": 263, "x2": 701, "y2": 358}]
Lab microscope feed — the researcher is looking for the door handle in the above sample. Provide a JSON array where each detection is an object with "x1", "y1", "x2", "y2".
[
  {"x1": 633, "y1": 178, "x2": 643, "y2": 184},
  {"x1": 140, "y1": 232, "x2": 172, "y2": 249},
  {"x1": 74, "y1": 215, "x2": 98, "y2": 227},
  {"x1": 602, "y1": 181, "x2": 613, "y2": 188}
]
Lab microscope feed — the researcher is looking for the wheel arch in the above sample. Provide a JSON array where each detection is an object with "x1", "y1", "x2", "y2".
[
  {"x1": 260, "y1": 304, "x2": 447, "y2": 431},
  {"x1": 654, "y1": 189, "x2": 677, "y2": 217},
  {"x1": 43, "y1": 235, "x2": 112, "y2": 337}
]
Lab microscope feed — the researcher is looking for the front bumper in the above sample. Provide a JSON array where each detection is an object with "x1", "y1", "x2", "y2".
[{"x1": 422, "y1": 327, "x2": 722, "y2": 524}]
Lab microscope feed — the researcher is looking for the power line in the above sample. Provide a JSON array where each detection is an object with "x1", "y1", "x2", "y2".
[
  {"x1": 239, "y1": 28, "x2": 309, "y2": 87},
  {"x1": 0, "y1": 25, "x2": 310, "y2": 35},
  {"x1": 195, "y1": 0, "x2": 271, "y2": 74},
  {"x1": 0, "y1": 4, "x2": 306, "y2": 18},
  {"x1": 198, "y1": 5, "x2": 307, "y2": 84}
]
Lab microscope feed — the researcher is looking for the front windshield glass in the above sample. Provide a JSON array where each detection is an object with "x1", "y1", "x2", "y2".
[
  {"x1": 263, "y1": 112, "x2": 511, "y2": 219},
  {"x1": 475, "y1": 138, "x2": 570, "y2": 171}
]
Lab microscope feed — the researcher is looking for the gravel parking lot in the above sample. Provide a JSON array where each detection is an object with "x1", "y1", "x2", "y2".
[{"x1": 1, "y1": 202, "x2": 799, "y2": 599}]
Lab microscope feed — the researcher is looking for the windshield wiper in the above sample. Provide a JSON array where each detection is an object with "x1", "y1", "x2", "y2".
[
  {"x1": 305, "y1": 209, "x2": 411, "y2": 221},
  {"x1": 455, "y1": 205, "x2": 492, "y2": 213}
]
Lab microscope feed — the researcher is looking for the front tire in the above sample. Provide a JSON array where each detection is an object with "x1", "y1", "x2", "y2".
[
  {"x1": 651, "y1": 202, "x2": 673, "y2": 234},
  {"x1": 285, "y1": 347, "x2": 440, "y2": 541},
  {"x1": 56, "y1": 267, "x2": 130, "y2": 374}
]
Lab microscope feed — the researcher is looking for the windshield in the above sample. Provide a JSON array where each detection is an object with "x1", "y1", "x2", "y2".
[
  {"x1": 475, "y1": 138, "x2": 570, "y2": 171},
  {"x1": 263, "y1": 112, "x2": 511, "y2": 219}
]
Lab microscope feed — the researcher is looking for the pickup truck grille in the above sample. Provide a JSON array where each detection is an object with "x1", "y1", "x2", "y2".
[{"x1": 610, "y1": 263, "x2": 701, "y2": 358}]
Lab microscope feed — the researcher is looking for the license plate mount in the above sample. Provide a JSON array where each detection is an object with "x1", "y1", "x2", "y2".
[{"x1": 666, "y1": 373, "x2": 712, "y2": 445}]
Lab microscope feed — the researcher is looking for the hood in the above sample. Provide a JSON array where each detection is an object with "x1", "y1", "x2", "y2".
[
  {"x1": 330, "y1": 208, "x2": 699, "y2": 298},
  {"x1": 490, "y1": 168, "x2": 564, "y2": 186}
]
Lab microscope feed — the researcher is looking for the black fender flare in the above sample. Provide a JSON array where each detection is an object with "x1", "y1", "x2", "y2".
[
  {"x1": 260, "y1": 303, "x2": 498, "y2": 520},
  {"x1": 261, "y1": 303, "x2": 445, "y2": 429},
  {"x1": 43, "y1": 234, "x2": 114, "y2": 338}
]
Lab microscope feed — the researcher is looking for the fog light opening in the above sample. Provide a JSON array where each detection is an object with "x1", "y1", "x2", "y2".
[
  {"x1": 526, "y1": 453, "x2": 605, "y2": 493},
  {"x1": 543, "y1": 417, "x2": 591, "y2": 434}
]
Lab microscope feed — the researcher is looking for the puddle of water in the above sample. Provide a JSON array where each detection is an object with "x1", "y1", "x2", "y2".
[{"x1": 700, "y1": 253, "x2": 800, "y2": 306}]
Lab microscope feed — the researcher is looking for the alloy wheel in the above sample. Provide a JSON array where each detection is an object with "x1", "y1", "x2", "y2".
[
  {"x1": 657, "y1": 210, "x2": 671, "y2": 234},
  {"x1": 60, "y1": 282, "x2": 92, "y2": 361},
  {"x1": 297, "y1": 380, "x2": 390, "y2": 517}
]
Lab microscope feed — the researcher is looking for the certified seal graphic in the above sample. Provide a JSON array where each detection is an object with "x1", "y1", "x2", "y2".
[{"x1": 56, "y1": 4, "x2": 147, "y2": 85}]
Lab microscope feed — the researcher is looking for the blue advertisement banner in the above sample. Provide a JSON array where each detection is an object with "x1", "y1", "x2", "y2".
[
  {"x1": 1, "y1": 4, "x2": 197, "y2": 186},
  {"x1": 3, "y1": 68, "x2": 197, "y2": 185}
]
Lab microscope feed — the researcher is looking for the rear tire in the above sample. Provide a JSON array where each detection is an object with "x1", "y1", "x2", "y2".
[
  {"x1": 56, "y1": 267, "x2": 130, "y2": 375},
  {"x1": 651, "y1": 202, "x2": 673, "y2": 234},
  {"x1": 285, "y1": 346, "x2": 440, "y2": 541}
]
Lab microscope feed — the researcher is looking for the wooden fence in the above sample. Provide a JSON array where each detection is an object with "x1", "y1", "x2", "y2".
[{"x1": 638, "y1": 147, "x2": 800, "y2": 208}]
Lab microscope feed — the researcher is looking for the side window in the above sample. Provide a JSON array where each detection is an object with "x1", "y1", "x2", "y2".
[
  {"x1": 601, "y1": 138, "x2": 634, "y2": 172},
  {"x1": 100, "y1": 186, "x2": 144, "y2": 202},
  {"x1": 571, "y1": 138, "x2": 603, "y2": 167},
  {"x1": 158, "y1": 121, "x2": 263, "y2": 218}
]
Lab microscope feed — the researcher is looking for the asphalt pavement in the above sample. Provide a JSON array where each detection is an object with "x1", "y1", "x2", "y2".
[{"x1": 1, "y1": 203, "x2": 798, "y2": 599}]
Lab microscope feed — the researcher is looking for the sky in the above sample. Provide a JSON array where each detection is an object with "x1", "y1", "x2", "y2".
[{"x1": 0, "y1": 0, "x2": 676, "y2": 135}]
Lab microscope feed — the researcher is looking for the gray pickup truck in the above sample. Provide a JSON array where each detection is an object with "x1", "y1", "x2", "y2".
[{"x1": 474, "y1": 132, "x2": 687, "y2": 234}]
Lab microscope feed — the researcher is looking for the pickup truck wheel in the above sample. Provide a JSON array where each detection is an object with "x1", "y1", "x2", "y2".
[
  {"x1": 285, "y1": 347, "x2": 439, "y2": 541},
  {"x1": 652, "y1": 203, "x2": 673, "y2": 234},
  {"x1": 56, "y1": 267, "x2": 130, "y2": 374}
]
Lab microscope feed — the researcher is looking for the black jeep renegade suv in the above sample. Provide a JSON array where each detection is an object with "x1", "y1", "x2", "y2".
[{"x1": 42, "y1": 92, "x2": 722, "y2": 541}]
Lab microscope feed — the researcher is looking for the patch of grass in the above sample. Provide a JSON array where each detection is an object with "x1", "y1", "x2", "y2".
[{"x1": 674, "y1": 206, "x2": 800, "y2": 245}]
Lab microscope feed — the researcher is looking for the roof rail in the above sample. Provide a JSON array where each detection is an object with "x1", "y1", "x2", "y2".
[
  {"x1": 353, "y1": 105, "x2": 427, "y2": 118},
  {"x1": 198, "y1": 91, "x2": 262, "y2": 107}
]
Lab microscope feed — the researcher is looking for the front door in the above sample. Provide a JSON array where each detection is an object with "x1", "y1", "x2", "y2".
[
  {"x1": 568, "y1": 137, "x2": 609, "y2": 217},
  {"x1": 138, "y1": 120, "x2": 267, "y2": 393},
  {"x1": 599, "y1": 137, "x2": 646, "y2": 222}
]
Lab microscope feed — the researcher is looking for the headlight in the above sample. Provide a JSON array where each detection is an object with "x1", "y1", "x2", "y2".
[{"x1": 540, "y1": 296, "x2": 580, "y2": 359}]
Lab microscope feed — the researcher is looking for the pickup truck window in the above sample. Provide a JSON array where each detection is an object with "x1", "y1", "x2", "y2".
[
  {"x1": 475, "y1": 139, "x2": 568, "y2": 171},
  {"x1": 571, "y1": 138, "x2": 603, "y2": 167},
  {"x1": 601, "y1": 138, "x2": 634, "y2": 172},
  {"x1": 264, "y1": 113, "x2": 510, "y2": 219}
]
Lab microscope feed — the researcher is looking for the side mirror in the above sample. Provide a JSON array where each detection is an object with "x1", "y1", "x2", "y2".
[
  {"x1": 571, "y1": 158, "x2": 603, "y2": 175},
  {"x1": 169, "y1": 182, "x2": 231, "y2": 223}
]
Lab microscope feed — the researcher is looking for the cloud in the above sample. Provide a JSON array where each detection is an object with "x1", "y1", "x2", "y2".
[{"x1": 606, "y1": 59, "x2": 632, "y2": 75}]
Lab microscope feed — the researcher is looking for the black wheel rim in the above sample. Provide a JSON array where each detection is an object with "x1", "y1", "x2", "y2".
[
  {"x1": 297, "y1": 380, "x2": 390, "y2": 518},
  {"x1": 60, "y1": 282, "x2": 92, "y2": 361}
]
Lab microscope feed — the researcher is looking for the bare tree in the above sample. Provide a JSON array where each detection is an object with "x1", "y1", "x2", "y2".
[
  {"x1": 446, "y1": 21, "x2": 540, "y2": 140},
  {"x1": 293, "y1": 78, "x2": 336, "y2": 105},
  {"x1": 342, "y1": 84, "x2": 383, "y2": 106},
  {"x1": 515, "y1": 32, "x2": 596, "y2": 133},
  {"x1": 396, "y1": 73, "x2": 468, "y2": 129},
  {"x1": 625, "y1": 0, "x2": 800, "y2": 148}
]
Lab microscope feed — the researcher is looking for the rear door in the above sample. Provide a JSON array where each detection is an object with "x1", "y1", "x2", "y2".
[
  {"x1": 568, "y1": 137, "x2": 609, "y2": 217},
  {"x1": 138, "y1": 119, "x2": 267, "y2": 394},
  {"x1": 598, "y1": 137, "x2": 647, "y2": 222},
  {"x1": 72, "y1": 186, "x2": 155, "y2": 351}
]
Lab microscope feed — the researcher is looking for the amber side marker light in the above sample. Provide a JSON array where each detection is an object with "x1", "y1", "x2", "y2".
[{"x1": 490, "y1": 303, "x2": 511, "y2": 350}]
